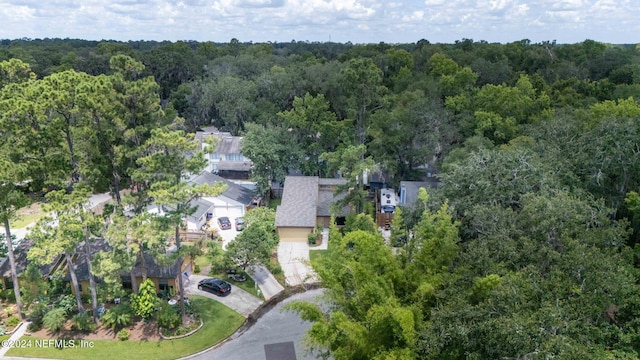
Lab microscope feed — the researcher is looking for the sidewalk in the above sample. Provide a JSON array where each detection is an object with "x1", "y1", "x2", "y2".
[
  {"x1": 249, "y1": 265, "x2": 284, "y2": 300},
  {"x1": 0, "y1": 321, "x2": 30, "y2": 357}
]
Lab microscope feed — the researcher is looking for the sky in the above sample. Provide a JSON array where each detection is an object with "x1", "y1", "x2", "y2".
[{"x1": 0, "y1": 0, "x2": 638, "y2": 45}]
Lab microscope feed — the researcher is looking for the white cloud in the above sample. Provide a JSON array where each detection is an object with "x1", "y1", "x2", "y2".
[{"x1": 0, "y1": 0, "x2": 637, "y2": 44}]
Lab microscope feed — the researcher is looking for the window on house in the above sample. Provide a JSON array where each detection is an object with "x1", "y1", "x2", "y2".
[
  {"x1": 121, "y1": 276, "x2": 132, "y2": 290},
  {"x1": 159, "y1": 279, "x2": 169, "y2": 292},
  {"x1": 226, "y1": 153, "x2": 243, "y2": 161},
  {"x1": 211, "y1": 153, "x2": 220, "y2": 160}
]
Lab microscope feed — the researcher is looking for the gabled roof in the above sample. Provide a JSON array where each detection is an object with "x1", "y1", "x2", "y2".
[
  {"x1": 399, "y1": 179, "x2": 439, "y2": 207},
  {"x1": 129, "y1": 251, "x2": 183, "y2": 279},
  {"x1": 189, "y1": 171, "x2": 255, "y2": 205},
  {"x1": 214, "y1": 136, "x2": 243, "y2": 155},
  {"x1": 317, "y1": 186, "x2": 348, "y2": 217},
  {"x1": 188, "y1": 171, "x2": 219, "y2": 186},
  {"x1": 0, "y1": 239, "x2": 56, "y2": 278},
  {"x1": 62, "y1": 239, "x2": 184, "y2": 282},
  {"x1": 276, "y1": 176, "x2": 319, "y2": 228},
  {"x1": 189, "y1": 198, "x2": 214, "y2": 220},
  {"x1": 60, "y1": 238, "x2": 112, "y2": 281},
  {"x1": 276, "y1": 176, "x2": 348, "y2": 227},
  {"x1": 217, "y1": 160, "x2": 252, "y2": 172}
]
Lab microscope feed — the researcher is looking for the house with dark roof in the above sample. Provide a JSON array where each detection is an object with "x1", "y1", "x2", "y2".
[
  {"x1": 0, "y1": 238, "x2": 192, "y2": 296},
  {"x1": 189, "y1": 171, "x2": 259, "y2": 218},
  {"x1": 398, "y1": 178, "x2": 440, "y2": 208},
  {"x1": 0, "y1": 239, "x2": 56, "y2": 289},
  {"x1": 196, "y1": 126, "x2": 252, "y2": 180},
  {"x1": 275, "y1": 176, "x2": 348, "y2": 242},
  {"x1": 61, "y1": 239, "x2": 192, "y2": 296}
]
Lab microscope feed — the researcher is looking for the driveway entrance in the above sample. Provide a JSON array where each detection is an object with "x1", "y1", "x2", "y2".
[{"x1": 184, "y1": 274, "x2": 263, "y2": 317}]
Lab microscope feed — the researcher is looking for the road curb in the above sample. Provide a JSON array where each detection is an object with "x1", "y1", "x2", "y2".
[{"x1": 178, "y1": 283, "x2": 322, "y2": 360}]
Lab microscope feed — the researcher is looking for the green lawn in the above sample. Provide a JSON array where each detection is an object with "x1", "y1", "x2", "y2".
[
  {"x1": 268, "y1": 198, "x2": 281, "y2": 210},
  {"x1": 195, "y1": 254, "x2": 210, "y2": 269},
  {"x1": 209, "y1": 270, "x2": 262, "y2": 299},
  {"x1": 6, "y1": 295, "x2": 244, "y2": 360},
  {"x1": 309, "y1": 249, "x2": 328, "y2": 266},
  {"x1": 12, "y1": 204, "x2": 46, "y2": 229}
]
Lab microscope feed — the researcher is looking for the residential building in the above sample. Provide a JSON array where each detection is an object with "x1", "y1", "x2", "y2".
[
  {"x1": 398, "y1": 178, "x2": 440, "y2": 208},
  {"x1": 275, "y1": 176, "x2": 348, "y2": 242},
  {"x1": 0, "y1": 239, "x2": 55, "y2": 290},
  {"x1": 188, "y1": 171, "x2": 260, "y2": 219},
  {"x1": 0, "y1": 239, "x2": 192, "y2": 296},
  {"x1": 195, "y1": 126, "x2": 252, "y2": 180}
]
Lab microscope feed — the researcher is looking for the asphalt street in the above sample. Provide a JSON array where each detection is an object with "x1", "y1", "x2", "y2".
[{"x1": 184, "y1": 288, "x2": 326, "y2": 360}]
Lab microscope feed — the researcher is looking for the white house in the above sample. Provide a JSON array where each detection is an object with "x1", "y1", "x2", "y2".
[{"x1": 195, "y1": 126, "x2": 252, "y2": 180}]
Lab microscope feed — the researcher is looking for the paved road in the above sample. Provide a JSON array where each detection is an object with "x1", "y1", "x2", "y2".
[
  {"x1": 184, "y1": 274, "x2": 263, "y2": 317},
  {"x1": 1, "y1": 192, "x2": 114, "y2": 243},
  {"x1": 184, "y1": 288, "x2": 326, "y2": 360}
]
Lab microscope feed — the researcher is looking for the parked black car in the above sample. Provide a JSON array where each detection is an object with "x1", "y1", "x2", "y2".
[
  {"x1": 197, "y1": 278, "x2": 232, "y2": 296},
  {"x1": 218, "y1": 216, "x2": 231, "y2": 230}
]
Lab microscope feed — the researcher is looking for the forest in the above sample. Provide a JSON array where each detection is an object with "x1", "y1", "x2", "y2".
[{"x1": 2, "y1": 37, "x2": 640, "y2": 358}]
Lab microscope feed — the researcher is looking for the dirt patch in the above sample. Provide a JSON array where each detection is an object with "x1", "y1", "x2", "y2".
[
  {"x1": 28, "y1": 320, "x2": 162, "y2": 341},
  {"x1": 17, "y1": 202, "x2": 42, "y2": 217}
]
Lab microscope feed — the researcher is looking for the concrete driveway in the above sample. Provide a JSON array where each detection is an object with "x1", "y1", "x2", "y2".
[
  {"x1": 184, "y1": 274, "x2": 263, "y2": 317},
  {"x1": 250, "y1": 265, "x2": 284, "y2": 300},
  {"x1": 278, "y1": 242, "x2": 315, "y2": 286},
  {"x1": 278, "y1": 229, "x2": 328, "y2": 286}
]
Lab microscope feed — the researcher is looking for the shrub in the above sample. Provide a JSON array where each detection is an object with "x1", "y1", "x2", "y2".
[
  {"x1": 72, "y1": 312, "x2": 96, "y2": 332},
  {"x1": 55, "y1": 294, "x2": 77, "y2": 314},
  {"x1": 307, "y1": 232, "x2": 317, "y2": 245},
  {"x1": 194, "y1": 264, "x2": 201, "y2": 274},
  {"x1": 100, "y1": 303, "x2": 133, "y2": 331},
  {"x1": 130, "y1": 279, "x2": 158, "y2": 319},
  {"x1": 117, "y1": 328, "x2": 130, "y2": 341},
  {"x1": 81, "y1": 293, "x2": 92, "y2": 305},
  {"x1": 27, "y1": 322, "x2": 41, "y2": 332},
  {"x1": 6, "y1": 315, "x2": 20, "y2": 328},
  {"x1": 268, "y1": 262, "x2": 283, "y2": 275},
  {"x1": 0, "y1": 289, "x2": 16, "y2": 302},
  {"x1": 157, "y1": 304, "x2": 180, "y2": 330},
  {"x1": 27, "y1": 302, "x2": 48, "y2": 331},
  {"x1": 43, "y1": 307, "x2": 67, "y2": 333}
]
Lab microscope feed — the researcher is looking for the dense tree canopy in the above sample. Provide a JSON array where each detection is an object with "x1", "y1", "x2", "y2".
[{"x1": 1, "y1": 37, "x2": 640, "y2": 358}]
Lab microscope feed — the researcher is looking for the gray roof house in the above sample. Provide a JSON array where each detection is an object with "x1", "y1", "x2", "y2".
[
  {"x1": 0, "y1": 239, "x2": 57, "y2": 289},
  {"x1": 186, "y1": 198, "x2": 215, "y2": 231},
  {"x1": 196, "y1": 126, "x2": 252, "y2": 180},
  {"x1": 58, "y1": 239, "x2": 190, "y2": 295},
  {"x1": 188, "y1": 171, "x2": 258, "y2": 220},
  {"x1": 275, "y1": 176, "x2": 348, "y2": 242},
  {"x1": 398, "y1": 178, "x2": 440, "y2": 208}
]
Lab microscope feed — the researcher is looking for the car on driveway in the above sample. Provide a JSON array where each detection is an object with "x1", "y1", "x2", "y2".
[
  {"x1": 235, "y1": 217, "x2": 245, "y2": 231},
  {"x1": 218, "y1": 216, "x2": 232, "y2": 230},
  {"x1": 198, "y1": 278, "x2": 232, "y2": 296}
]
